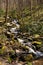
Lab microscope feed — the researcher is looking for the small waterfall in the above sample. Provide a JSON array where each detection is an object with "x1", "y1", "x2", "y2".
[{"x1": 10, "y1": 19, "x2": 20, "y2": 34}]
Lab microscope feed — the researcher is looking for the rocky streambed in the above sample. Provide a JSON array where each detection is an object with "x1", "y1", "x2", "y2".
[{"x1": 0, "y1": 19, "x2": 43, "y2": 65}]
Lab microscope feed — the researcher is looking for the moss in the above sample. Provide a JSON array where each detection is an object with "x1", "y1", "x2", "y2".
[
  {"x1": 27, "y1": 62, "x2": 32, "y2": 65},
  {"x1": 24, "y1": 54, "x2": 33, "y2": 61},
  {"x1": 7, "y1": 57, "x2": 12, "y2": 63},
  {"x1": 32, "y1": 41, "x2": 42, "y2": 45},
  {"x1": 34, "y1": 34, "x2": 40, "y2": 38}
]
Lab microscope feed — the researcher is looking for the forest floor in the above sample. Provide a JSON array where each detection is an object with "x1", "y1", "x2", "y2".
[{"x1": 0, "y1": 57, "x2": 43, "y2": 65}]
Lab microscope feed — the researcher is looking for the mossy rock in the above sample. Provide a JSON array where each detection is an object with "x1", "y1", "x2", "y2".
[
  {"x1": 7, "y1": 57, "x2": 12, "y2": 63},
  {"x1": 2, "y1": 46, "x2": 7, "y2": 51},
  {"x1": 0, "y1": 34, "x2": 7, "y2": 43},
  {"x1": 27, "y1": 62, "x2": 32, "y2": 65},
  {"x1": 0, "y1": 27, "x2": 3, "y2": 33},
  {"x1": 32, "y1": 41, "x2": 42, "y2": 45},
  {"x1": 24, "y1": 54, "x2": 33, "y2": 61},
  {"x1": 0, "y1": 46, "x2": 8, "y2": 55},
  {"x1": 0, "y1": 20, "x2": 5, "y2": 25},
  {"x1": 34, "y1": 34, "x2": 40, "y2": 38}
]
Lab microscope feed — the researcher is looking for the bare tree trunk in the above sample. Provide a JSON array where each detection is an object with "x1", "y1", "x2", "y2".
[
  {"x1": 5, "y1": 0, "x2": 8, "y2": 23},
  {"x1": 0, "y1": 0, "x2": 2, "y2": 9},
  {"x1": 30, "y1": 0, "x2": 33, "y2": 21},
  {"x1": 12, "y1": 0, "x2": 16, "y2": 10},
  {"x1": 35, "y1": 0, "x2": 38, "y2": 22},
  {"x1": 37, "y1": 0, "x2": 40, "y2": 22}
]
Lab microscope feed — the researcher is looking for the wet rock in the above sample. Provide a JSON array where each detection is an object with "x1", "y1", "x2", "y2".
[
  {"x1": 19, "y1": 54, "x2": 33, "y2": 62},
  {"x1": 6, "y1": 23, "x2": 12, "y2": 27},
  {"x1": 12, "y1": 19, "x2": 17, "y2": 24},
  {"x1": 0, "y1": 27, "x2": 3, "y2": 34},
  {"x1": 0, "y1": 27, "x2": 7, "y2": 34},
  {"x1": 6, "y1": 31, "x2": 11, "y2": 35},
  {"x1": 16, "y1": 24, "x2": 20, "y2": 29},
  {"x1": 40, "y1": 47, "x2": 43, "y2": 52},
  {"x1": 10, "y1": 27, "x2": 17, "y2": 33},
  {"x1": 0, "y1": 20, "x2": 5, "y2": 26}
]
